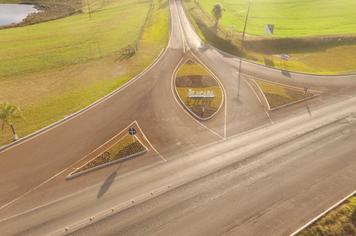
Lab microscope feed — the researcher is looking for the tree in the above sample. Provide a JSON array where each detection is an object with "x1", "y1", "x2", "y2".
[
  {"x1": 211, "y1": 3, "x2": 225, "y2": 25},
  {"x1": 0, "y1": 102, "x2": 25, "y2": 141}
]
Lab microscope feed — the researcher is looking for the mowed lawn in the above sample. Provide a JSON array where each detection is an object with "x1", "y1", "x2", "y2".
[
  {"x1": 198, "y1": 0, "x2": 356, "y2": 37},
  {"x1": 0, "y1": 0, "x2": 169, "y2": 146},
  {"x1": 0, "y1": 0, "x2": 151, "y2": 77}
]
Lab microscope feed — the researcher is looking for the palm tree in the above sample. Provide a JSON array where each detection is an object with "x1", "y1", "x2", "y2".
[
  {"x1": 211, "y1": 3, "x2": 225, "y2": 25},
  {"x1": 0, "y1": 102, "x2": 25, "y2": 141}
]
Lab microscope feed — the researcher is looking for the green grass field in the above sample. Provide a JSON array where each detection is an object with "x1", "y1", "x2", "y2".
[
  {"x1": 184, "y1": 0, "x2": 356, "y2": 74},
  {"x1": 197, "y1": 0, "x2": 356, "y2": 37},
  {"x1": 0, "y1": 0, "x2": 151, "y2": 77},
  {"x1": 0, "y1": 0, "x2": 169, "y2": 146}
]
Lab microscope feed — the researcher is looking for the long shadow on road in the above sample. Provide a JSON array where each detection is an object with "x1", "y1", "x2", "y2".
[{"x1": 97, "y1": 164, "x2": 122, "y2": 199}]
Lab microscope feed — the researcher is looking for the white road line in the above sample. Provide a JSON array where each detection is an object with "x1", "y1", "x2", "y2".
[
  {"x1": 1, "y1": 38, "x2": 169, "y2": 153},
  {"x1": 249, "y1": 75, "x2": 323, "y2": 94},
  {"x1": 241, "y1": 74, "x2": 273, "y2": 123},
  {"x1": 191, "y1": 54, "x2": 228, "y2": 139},
  {"x1": 290, "y1": 190, "x2": 356, "y2": 236},
  {"x1": 170, "y1": 58, "x2": 224, "y2": 140},
  {"x1": 0, "y1": 121, "x2": 137, "y2": 210},
  {"x1": 135, "y1": 121, "x2": 166, "y2": 162},
  {"x1": 173, "y1": 0, "x2": 187, "y2": 53}
]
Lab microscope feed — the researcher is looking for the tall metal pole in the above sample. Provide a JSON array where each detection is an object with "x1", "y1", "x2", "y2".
[{"x1": 242, "y1": 1, "x2": 252, "y2": 42}]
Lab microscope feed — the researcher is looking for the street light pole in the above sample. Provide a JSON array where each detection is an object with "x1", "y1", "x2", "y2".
[{"x1": 242, "y1": 1, "x2": 252, "y2": 42}]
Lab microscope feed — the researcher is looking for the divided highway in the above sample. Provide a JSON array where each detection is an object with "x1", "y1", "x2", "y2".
[{"x1": 1, "y1": 0, "x2": 356, "y2": 235}]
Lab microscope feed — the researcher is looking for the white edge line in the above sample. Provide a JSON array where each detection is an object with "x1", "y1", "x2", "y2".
[
  {"x1": 290, "y1": 190, "x2": 356, "y2": 236},
  {"x1": 242, "y1": 76, "x2": 273, "y2": 123},
  {"x1": 251, "y1": 78, "x2": 271, "y2": 110},
  {"x1": 250, "y1": 75, "x2": 323, "y2": 94},
  {"x1": 0, "y1": 46, "x2": 168, "y2": 153},
  {"x1": 170, "y1": 58, "x2": 224, "y2": 140},
  {"x1": 0, "y1": 121, "x2": 137, "y2": 211},
  {"x1": 66, "y1": 123, "x2": 149, "y2": 178},
  {"x1": 191, "y1": 54, "x2": 228, "y2": 139},
  {"x1": 134, "y1": 121, "x2": 166, "y2": 162},
  {"x1": 173, "y1": 0, "x2": 186, "y2": 53}
]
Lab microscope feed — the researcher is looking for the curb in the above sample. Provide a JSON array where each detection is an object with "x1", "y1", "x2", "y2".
[
  {"x1": 65, "y1": 149, "x2": 147, "y2": 180},
  {"x1": 173, "y1": 58, "x2": 223, "y2": 121},
  {"x1": 251, "y1": 79, "x2": 319, "y2": 111},
  {"x1": 66, "y1": 134, "x2": 149, "y2": 180}
]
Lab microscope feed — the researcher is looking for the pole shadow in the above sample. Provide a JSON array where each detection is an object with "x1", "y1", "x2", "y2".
[
  {"x1": 97, "y1": 164, "x2": 122, "y2": 199},
  {"x1": 305, "y1": 101, "x2": 312, "y2": 116}
]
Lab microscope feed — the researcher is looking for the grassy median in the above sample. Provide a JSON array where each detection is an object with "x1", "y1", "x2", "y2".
[{"x1": 0, "y1": 0, "x2": 169, "y2": 146}]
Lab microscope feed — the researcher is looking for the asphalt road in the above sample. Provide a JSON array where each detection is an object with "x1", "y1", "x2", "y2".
[{"x1": 1, "y1": 0, "x2": 356, "y2": 235}]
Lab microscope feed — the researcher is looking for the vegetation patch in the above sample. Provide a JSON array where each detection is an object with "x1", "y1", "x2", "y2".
[
  {"x1": 175, "y1": 60, "x2": 222, "y2": 119},
  {"x1": 0, "y1": 0, "x2": 169, "y2": 146},
  {"x1": 70, "y1": 134, "x2": 147, "y2": 176},
  {"x1": 298, "y1": 196, "x2": 356, "y2": 236},
  {"x1": 253, "y1": 79, "x2": 317, "y2": 110},
  {"x1": 192, "y1": 0, "x2": 356, "y2": 37},
  {"x1": 183, "y1": 0, "x2": 356, "y2": 74}
]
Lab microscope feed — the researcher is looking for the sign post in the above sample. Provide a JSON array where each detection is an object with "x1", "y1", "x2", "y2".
[
  {"x1": 265, "y1": 24, "x2": 274, "y2": 34},
  {"x1": 128, "y1": 128, "x2": 136, "y2": 143}
]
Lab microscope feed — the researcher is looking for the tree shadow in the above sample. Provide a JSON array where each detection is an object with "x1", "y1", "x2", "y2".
[
  {"x1": 193, "y1": 16, "x2": 245, "y2": 58},
  {"x1": 97, "y1": 164, "x2": 122, "y2": 199},
  {"x1": 244, "y1": 36, "x2": 356, "y2": 54}
]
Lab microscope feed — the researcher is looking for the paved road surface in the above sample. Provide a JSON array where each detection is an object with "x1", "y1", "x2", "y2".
[{"x1": 1, "y1": 0, "x2": 356, "y2": 235}]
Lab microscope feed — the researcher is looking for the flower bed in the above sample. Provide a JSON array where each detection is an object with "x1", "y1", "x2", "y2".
[
  {"x1": 70, "y1": 134, "x2": 147, "y2": 176},
  {"x1": 175, "y1": 60, "x2": 223, "y2": 119}
]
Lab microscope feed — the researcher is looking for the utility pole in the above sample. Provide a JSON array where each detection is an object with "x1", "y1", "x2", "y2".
[{"x1": 242, "y1": 1, "x2": 252, "y2": 42}]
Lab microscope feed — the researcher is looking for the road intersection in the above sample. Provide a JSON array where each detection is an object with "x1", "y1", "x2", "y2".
[{"x1": 1, "y1": 0, "x2": 356, "y2": 235}]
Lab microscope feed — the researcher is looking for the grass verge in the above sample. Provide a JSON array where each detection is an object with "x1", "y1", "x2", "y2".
[
  {"x1": 253, "y1": 79, "x2": 316, "y2": 109},
  {"x1": 71, "y1": 134, "x2": 147, "y2": 176},
  {"x1": 0, "y1": 0, "x2": 169, "y2": 146},
  {"x1": 298, "y1": 196, "x2": 356, "y2": 236},
  {"x1": 183, "y1": 0, "x2": 356, "y2": 74}
]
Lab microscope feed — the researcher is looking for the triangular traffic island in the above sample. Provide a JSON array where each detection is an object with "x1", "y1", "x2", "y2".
[
  {"x1": 174, "y1": 59, "x2": 223, "y2": 120},
  {"x1": 252, "y1": 79, "x2": 319, "y2": 111},
  {"x1": 66, "y1": 133, "x2": 148, "y2": 180}
]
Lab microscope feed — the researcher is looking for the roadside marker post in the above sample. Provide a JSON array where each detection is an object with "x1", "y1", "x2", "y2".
[{"x1": 128, "y1": 128, "x2": 136, "y2": 143}]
